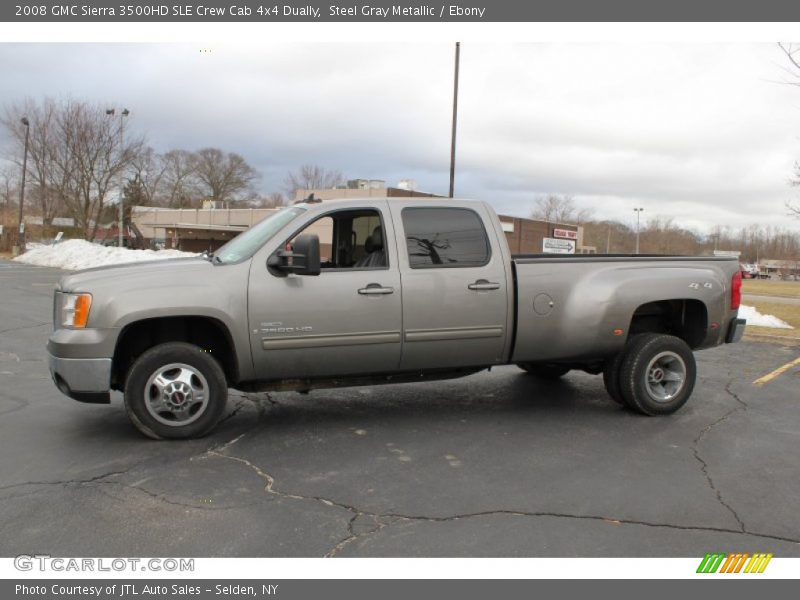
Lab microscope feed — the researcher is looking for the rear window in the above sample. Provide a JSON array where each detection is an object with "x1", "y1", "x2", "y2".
[{"x1": 401, "y1": 207, "x2": 491, "y2": 269}]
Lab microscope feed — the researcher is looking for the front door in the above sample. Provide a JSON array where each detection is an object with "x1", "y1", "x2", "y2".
[{"x1": 247, "y1": 204, "x2": 402, "y2": 380}]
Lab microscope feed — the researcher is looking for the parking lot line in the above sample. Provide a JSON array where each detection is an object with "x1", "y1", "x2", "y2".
[{"x1": 753, "y1": 357, "x2": 800, "y2": 385}]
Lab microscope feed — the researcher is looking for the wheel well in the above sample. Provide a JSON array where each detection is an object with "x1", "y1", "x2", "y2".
[
  {"x1": 628, "y1": 299, "x2": 707, "y2": 349},
  {"x1": 111, "y1": 316, "x2": 238, "y2": 391}
]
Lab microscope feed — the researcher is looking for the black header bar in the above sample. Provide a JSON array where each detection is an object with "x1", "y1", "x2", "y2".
[{"x1": 4, "y1": 0, "x2": 800, "y2": 22}]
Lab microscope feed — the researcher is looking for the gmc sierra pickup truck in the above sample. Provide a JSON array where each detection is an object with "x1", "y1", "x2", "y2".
[{"x1": 47, "y1": 198, "x2": 746, "y2": 439}]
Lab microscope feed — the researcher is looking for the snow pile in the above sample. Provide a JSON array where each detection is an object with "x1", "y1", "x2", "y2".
[
  {"x1": 738, "y1": 305, "x2": 793, "y2": 329},
  {"x1": 14, "y1": 239, "x2": 198, "y2": 270}
]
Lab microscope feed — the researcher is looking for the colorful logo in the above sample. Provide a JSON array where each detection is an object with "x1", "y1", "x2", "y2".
[{"x1": 696, "y1": 553, "x2": 773, "y2": 574}]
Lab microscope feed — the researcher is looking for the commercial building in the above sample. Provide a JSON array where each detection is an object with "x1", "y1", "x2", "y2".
[{"x1": 132, "y1": 180, "x2": 586, "y2": 255}]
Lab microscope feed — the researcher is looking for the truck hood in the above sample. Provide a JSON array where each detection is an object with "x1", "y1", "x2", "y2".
[{"x1": 57, "y1": 257, "x2": 213, "y2": 293}]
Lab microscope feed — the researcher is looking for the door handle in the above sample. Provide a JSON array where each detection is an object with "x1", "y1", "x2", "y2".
[
  {"x1": 468, "y1": 279, "x2": 501, "y2": 291},
  {"x1": 358, "y1": 283, "x2": 394, "y2": 295}
]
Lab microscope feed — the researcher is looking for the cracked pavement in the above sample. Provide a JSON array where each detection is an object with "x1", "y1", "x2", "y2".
[{"x1": 0, "y1": 261, "x2": 799, "y2": 557}]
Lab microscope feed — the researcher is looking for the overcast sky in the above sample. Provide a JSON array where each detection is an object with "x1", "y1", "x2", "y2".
[{"x1": 2, "y1": 42, "x2": 800, "y2": 233}]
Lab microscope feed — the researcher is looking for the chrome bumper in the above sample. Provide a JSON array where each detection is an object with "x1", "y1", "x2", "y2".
[
  {"x1": 726, "y1": 318, "x2": 747, "y2": 344},
  {"x1": 48, "y1": 353, "x2": 112, "y2": 404}
]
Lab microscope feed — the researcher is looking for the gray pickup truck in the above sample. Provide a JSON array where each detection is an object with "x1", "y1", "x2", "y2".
[{"x1": 47, "y1": 198, "x2": 746, "y2": 439}]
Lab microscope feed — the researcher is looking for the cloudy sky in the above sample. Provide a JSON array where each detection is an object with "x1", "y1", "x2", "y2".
[{"x1": 2, "y1": 42, "x2": 800, "y2": 233}]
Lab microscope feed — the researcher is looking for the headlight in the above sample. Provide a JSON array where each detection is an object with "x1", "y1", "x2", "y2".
[{"x1": 62, "y1": 293, "x2": 92, "y2": 328}]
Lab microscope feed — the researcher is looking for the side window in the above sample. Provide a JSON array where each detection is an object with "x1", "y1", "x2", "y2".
[
  {"x1": 402, "y1": 207, "x2": 491, "y2": 268},
  {"x1": 303, "y1": 216, "x2": 333, "y2": 264},
  {"x1": 288, "y1": 209, "x2": 387, "y2": 270}
]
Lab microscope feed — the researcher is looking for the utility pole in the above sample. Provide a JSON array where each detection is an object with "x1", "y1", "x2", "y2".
[
  {"x1": 448, "y1": 42, "x2": 460, "y2": 198},
  {"x1": 14, "y1": 117, "x2": 30, "y2": 256},
  {"x1": 107, "y1": 108, "x2": 130, "y2": 247},
  {"x1": 606, "y1": 226, "x2": 611, "y2": 254},
  {"x1": 634, "y1": 207, "x2": 644, "y2": 254}
]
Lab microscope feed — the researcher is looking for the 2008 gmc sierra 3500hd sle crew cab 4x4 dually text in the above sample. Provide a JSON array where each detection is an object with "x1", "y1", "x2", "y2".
[{"x1": 47, "y1": 198, "x2": 746, "y2": 439}]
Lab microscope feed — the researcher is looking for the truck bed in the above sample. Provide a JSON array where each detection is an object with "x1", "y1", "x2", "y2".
[
  {"x1": 513, "y1": 253, "x2": 738, "y2": 262},
  {"x1": 509, "y1": 254, "x2": 740, "y2": 365}
]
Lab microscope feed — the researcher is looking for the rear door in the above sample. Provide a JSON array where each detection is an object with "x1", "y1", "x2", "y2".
[{"x1": 389, "y1": 204, "x2": 510, "y2": 370}]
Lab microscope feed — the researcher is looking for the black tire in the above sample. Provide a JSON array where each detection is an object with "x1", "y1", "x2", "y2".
[
  {"x1": 517, "y1": 363, "x2": 571, "y2": 379},
  {"x1": 618, "y1": 333, "x2": 696, "y2": 416},
  {"x1": 124, "y1": 342, "x2": 228, "y2": 440},
  {"x1": 602, "y1": 350, "x2": 628, "y2": 406},
  {"x1": 602, "y1": 334, "x2": 645, "y2": 407}
]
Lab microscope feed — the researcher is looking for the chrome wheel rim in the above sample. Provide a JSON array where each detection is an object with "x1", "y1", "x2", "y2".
[
  {"x1": 144, "y1": 363, "x2": 209, "y2": 427},
  {"x1": 644, "y1": 351, "x2": 686, "y2": 403}
]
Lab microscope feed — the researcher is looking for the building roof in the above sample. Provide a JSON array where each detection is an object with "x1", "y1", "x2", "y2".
[{"x1": 142, "y1": 222, "x2": 248, "y2": 233}]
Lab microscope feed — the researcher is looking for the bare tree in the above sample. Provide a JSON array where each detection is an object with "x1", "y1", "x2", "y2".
[
  {"x1": 129, "y1": 146, "x2": 167, "y2": 206},
  {"x1": 779, "y1": 43, "x2": 800, "y2": 216},
  {"x1": 789, "y1": 161, "x2": 800, "y2": 218},
  {"x1": 2, "y1": 98, "x2": 62, "y2": 225},
  {"x1": 778, "y1": 43, "x2": 800, "y2": 86},
  {"x1": 158, "y1": 149, "x2": 198, "y2": 207},
  {"x1": 49, "y1": 100, "x2": 144, "y2": 239},
  {"x1": 3, "y1": 98, "x2": 145, "y2": 239},
  {"x1": 284, "y1": 164, "x2": 344, "y2": 199},
  {"x1": 193, "y1": 147, "x2": 258, "y2": 204},
  {"x1": 530, "y1": 194, "x2": 593, "y2": 224},
  {"x1": 0, "y1": 162, "x2": 17, "y2": 217}
]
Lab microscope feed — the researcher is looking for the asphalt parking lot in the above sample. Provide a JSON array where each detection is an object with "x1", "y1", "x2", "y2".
[{"x1": 0, "y1": 260, "x2": 799, "y2": 557}]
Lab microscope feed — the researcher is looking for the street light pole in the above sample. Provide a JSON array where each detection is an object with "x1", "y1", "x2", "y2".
[
  {"x1": 634, "y1": 207, "x2": 644, "y2": 254},
  {"x1": 14, "y1": 117, "x2": 30, "y2": 256},
  {"x1": 106, "y1": 108, "x2": 129, "y2": 247},
  {"x1": 448, "y1": 42, "x2": 460, "y2": 198},
  {"x1": 118, "y1": 109, "x2": 129, "y2": 247}
]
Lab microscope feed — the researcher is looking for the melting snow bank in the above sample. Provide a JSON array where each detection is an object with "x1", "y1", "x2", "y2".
[
  {"x1": 13, "y1": 239, "x2": 199, "y2": 270},
  {"x1": 738, "y1": 305, "x2": 793, "y2": 329}
]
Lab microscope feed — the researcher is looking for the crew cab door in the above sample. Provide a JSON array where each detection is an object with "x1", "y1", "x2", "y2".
[
  {"x1": 247, "y1": 204, "x2": 402, "y2": 380},
  {"x1": 389, "y1": 204, "x2": 510, "y2": 370}
]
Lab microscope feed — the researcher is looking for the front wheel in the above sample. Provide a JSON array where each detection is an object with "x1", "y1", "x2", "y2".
[
  {"x1": 618, "y1": 334, "x2": 696, "y2": 416},
  {"x1": 517, "y1": 363, "x2": 571, "y2": 380},
  {"x1": 124, "y1": 342, "x2": 228, "y2": 439}
]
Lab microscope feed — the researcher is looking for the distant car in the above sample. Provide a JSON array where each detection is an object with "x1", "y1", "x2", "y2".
[{"x1": 740, "y1": 263, "x2": 760, "y2": 279}]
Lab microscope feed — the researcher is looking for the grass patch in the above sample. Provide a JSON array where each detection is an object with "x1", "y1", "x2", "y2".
[
  {"x1": 742, "y1": 279, "x2": 800, "y2": 298},
  {"x1": 743, "y1": 300, "x2": 800, "y2": 344}
]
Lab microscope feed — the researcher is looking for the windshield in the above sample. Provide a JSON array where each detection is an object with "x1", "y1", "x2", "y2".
[{"x1": 213, "y1": 206, "x2": 306, "y2": 264}]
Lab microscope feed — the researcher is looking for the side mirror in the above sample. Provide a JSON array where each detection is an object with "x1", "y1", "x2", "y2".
[{"x1": 268, "y1": 234, "x2": 321, "y2": 276}]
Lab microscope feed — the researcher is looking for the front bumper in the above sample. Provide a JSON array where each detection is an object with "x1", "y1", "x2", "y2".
[
  {"x1": 725, "y1": 318, "x2": 747, "y2": 344},
  {"x1": 48, "y1": 353, "x2": 112, "y2": 404}
]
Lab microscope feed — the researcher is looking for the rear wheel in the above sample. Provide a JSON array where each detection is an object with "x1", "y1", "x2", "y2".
[
  {"x1": 618, "y1": 334, "x2": 696, "y2": 416},
  {"x1": 517, "y1": 363, "x2": 571, "y2": 380},
  {"x1": 602, "y1": 334, "x2": 645, "y2": 407},
  {"x1": 124, "y1": 342, "x2": 228, "y2": 439},
  {"x1": 602, "y1": 350, "x2": 628, "y2": 406}
]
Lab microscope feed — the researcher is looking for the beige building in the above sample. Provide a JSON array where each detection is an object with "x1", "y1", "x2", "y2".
[
  {"x1": 293, "y1": 186, "x2": 441, "y2": 203},
  {"x1": 132, "y1": 205, "x2": 335, "y2": 254},
  {"x1": 133, "y1": 189, "x2": 585, "y2": 256}
]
